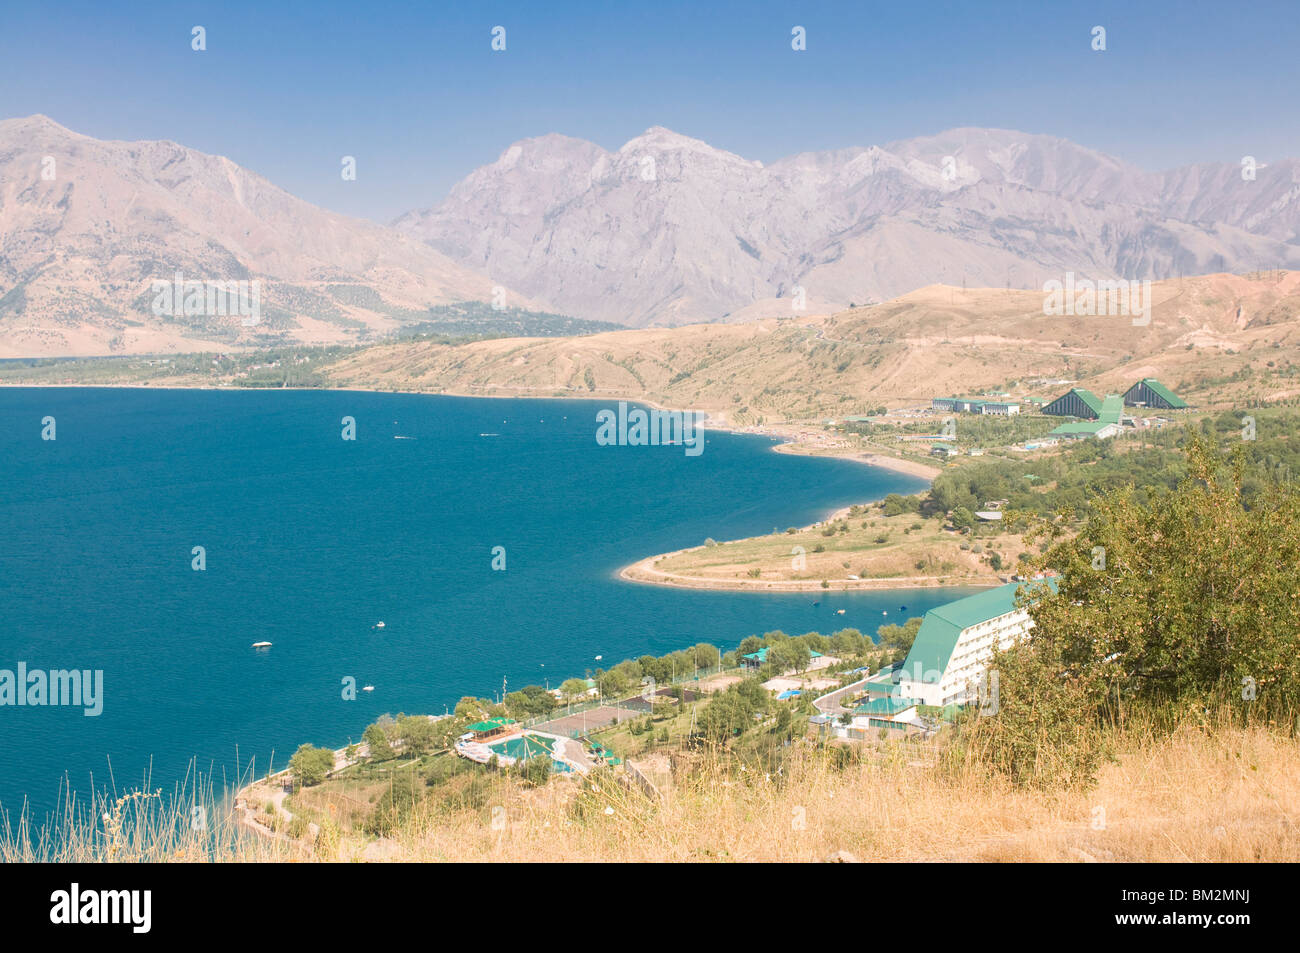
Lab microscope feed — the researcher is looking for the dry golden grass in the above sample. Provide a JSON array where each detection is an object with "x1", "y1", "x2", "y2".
[
  {"x1": 0, "y1": 766, "x2": 290, "y2": 863},
  {"x1": 7, "y1": 723, "x2": 1295, "y2": 863},
  {"x1": 313, "y1": 722, "x2": 1299, "y2": 863}
]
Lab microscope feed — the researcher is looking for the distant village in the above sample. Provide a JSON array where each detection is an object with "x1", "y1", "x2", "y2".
[{"x1": 825, "y1": 377, "x2": 1191, "y2": 459}]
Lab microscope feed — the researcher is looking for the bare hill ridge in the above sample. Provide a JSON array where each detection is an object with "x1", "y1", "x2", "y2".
[{"x1": 323, "y1": 271, "x2": 1300, "y2": 419}]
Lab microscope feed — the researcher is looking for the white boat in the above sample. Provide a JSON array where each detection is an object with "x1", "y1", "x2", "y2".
[
  {"x1": 362, "y1": 685, "x2": 375, "y2": 692},
  {"x1": 252, "y1": 641, "x2": 272, "y2": 649},
  {"x1": 373, "y1": 621, "x2": 385, "y2": 629},
  {"x1": 836, "y1": 609, "x2": 845, "y2": 615}
]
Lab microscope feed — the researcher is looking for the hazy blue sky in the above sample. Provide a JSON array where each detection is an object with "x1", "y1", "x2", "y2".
[{"x1": 2, "y1": 0, "x2": 1297, "y2": 222}]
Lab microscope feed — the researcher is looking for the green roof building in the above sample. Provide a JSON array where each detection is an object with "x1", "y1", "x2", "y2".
[
  {"x1": 1043, "y1": 388, "x2": 1103, "y2": 418},
  {"x1": 1123, "y1": 378, "x2": 1189, "y2": 410},
  {"x1": 463, "y1": 718, "x2": 517, "y2": 738},
  {"x1": 854, "y1": 695, "x2": 917, "y2": 716},
  {"x1": 897, "y1": 579, "x2": 1058, "y2": 707},
  {"x1": 1045, "y1": 391, "x2": 1124, "y2": 439}
]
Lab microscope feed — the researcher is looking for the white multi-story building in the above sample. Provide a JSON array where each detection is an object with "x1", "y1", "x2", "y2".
[
  {"x1": 978, "y1": 401, "x2": 1021, "y2": 416},
  {"x1": 895, "y1": 579, "x2": 1057, "y2": 707}
]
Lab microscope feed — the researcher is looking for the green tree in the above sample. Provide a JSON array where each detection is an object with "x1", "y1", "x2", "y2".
[
  {"x1": 453, "y1": 696, "x2": 484, "y2": 720},
  {"x1": 767, "y1": 641, "x2": 808, "y2": 673},
  {"x1": 559, "y1": 677, "x2": 590, "y2": 703},
  {"x1": 952, "y1": 437, "x2": 1300, "y2": 788},
  {"x1": 883, "y1": 493, "x2": 917, "y2": 517},
  {"x1": 692, "y1": 642, "x2": 721, "y2": 670},
  {"x1": 597, "y1": 669, "x2": 629, "y2": 699},
  {"x1": 830, "y1": 627, "x2": 865, "y2": 656},
  {"x1": 363, "y1": 723, "x2": 394, "y2": 761},
  {"x1": 797, "y1": 631, "x2": 828, "y2": 653},
  {"x1": 396, "y1": 714, "x2": 436, "y2": 756},
  {"x1": 288, "y1": 743, "x2": 335, "y2": 787},
  {"x1": 876, "y1": 617, "x2": 923, "y2": 654}
]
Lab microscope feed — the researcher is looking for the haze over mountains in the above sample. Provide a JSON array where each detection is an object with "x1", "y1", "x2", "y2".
[
  {"x1": 397, "y1": 126, "x2": 1300, "y2": 326},
  {"x1": 0, "y1": 115, "x2": 543, "y2": 356},
  {"x1": 2, "y1": 115, "x2": 1300, "y2": 356}
]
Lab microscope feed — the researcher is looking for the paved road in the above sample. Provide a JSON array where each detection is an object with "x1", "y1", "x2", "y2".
[{"x1": 813, "y1": 676, "x2": 867, "y2": 715}]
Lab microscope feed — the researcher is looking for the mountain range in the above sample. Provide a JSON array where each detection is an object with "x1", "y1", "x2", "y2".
[
  {"x1": 396, "y1": 126, "x2": 1300, "y2": 326},
  {"x1": 2, "y1": 115, "x2": 1299, "y2": 355},
  {"x1": 0, "y1": 115, "x2": 542, "y2": 357}
]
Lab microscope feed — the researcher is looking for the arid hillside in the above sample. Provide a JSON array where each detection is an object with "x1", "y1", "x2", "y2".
[
  {"x1": 0, "y1": 116, "x2": 539, "y2": 357},
  {"x1": 10, "y1": 722, "x2": 1292, "y2": 863},
  {"x1": 324, "y1": 272, "x2": 1300, "y2": 422}
]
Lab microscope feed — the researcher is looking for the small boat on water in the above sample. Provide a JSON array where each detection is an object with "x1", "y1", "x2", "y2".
[
  {"x1": 836, "y1": 609, "x2": 845, "y2": 615},
  {"x1": 373, "y1": 621, "x2": 385, "y2": 630},
  {"x1": 479, "y1": 432, "x2": 499, "y2": 437},
  {"x1": 362, "y1": 685, "x2": 375, "y2": 692},
  {"x1": 252, "y1": 641, "x2": 272, "y2": 649}
]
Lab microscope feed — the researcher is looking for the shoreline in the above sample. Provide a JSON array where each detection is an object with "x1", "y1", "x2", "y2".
[
  {"x1": 615, "y1": 422, "x2": 952, "y2": 593},
  {"x1": 617, "y1": 547, "x2": 1002, "y2": 592},
  {"x1": 5, "y1": 378, "x2": 952, "y2": 594},
  {"x1": 2, "y1": 377, "x2": 941, "y2": 484}
]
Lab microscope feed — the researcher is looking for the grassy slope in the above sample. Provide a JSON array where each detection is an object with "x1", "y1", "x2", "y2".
[
  {"x1": 232, "y1": 722, "x2": 1299, "y2": 863},
  {"x1": 628, "y1": 507, "x2": 1022, "y2": 589}
]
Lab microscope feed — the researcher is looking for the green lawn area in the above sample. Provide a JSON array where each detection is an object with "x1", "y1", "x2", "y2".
[{"x1": 590, "y1": 700, "x2": 700, "y2": 758}]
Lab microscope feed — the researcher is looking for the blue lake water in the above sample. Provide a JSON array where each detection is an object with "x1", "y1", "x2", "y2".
[{"x1": 0, "y1": 387, "x2": 972, "y2": 816}]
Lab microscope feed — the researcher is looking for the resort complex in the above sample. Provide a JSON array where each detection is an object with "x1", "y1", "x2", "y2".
[
  {"x1": 895, "y1": 580, "x2": 1057, "y2": 707},
  {"x1": 1122, "y1": 378, "x2": 1190, "y2": 411},
  {"x1": 931, "y1": 397, "x2": 1022, "y2": 415}
]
